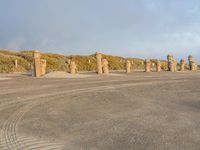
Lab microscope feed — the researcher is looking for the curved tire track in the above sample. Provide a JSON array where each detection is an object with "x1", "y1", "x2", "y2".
[{"x1": 0, "y1": 79, "x2": 182, "y2": 149}]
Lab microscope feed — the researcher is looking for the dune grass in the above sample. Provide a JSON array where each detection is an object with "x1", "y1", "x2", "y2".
[{"x1": 0, "y1": 50, "x2": 171, "y2": 73}]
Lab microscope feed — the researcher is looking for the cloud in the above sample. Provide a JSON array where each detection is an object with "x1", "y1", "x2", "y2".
[{"x1": 0, "y1": 0, "x2": 200, "y2": 63}]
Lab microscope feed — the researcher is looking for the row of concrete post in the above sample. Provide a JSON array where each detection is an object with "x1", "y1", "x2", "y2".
[
  {"x1": 70, "y1": 52, "x2": 109, "y2": 75},
  {"x1": 31, "y1": 50, "x2": 198, "y2": 77},
  {"x1": 144, "y1": 54, "x2": 198, "y2": 73},
  {"x1": 167, "y1": 54, "x2": 198, "y2": 72},
  {"x1": 96, "y1": 52, "x2": 134, "y2": 74},
  {"x1": 144, "y1": 60, "x2": 161, "y2": 73}
]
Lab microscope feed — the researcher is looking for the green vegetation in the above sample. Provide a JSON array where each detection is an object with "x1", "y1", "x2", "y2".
[{"x1": 0, "y1": 50, "x2": 170, "y2": 73}]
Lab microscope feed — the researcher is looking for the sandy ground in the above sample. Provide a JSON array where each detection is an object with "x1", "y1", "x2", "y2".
[
  {"x1": 0, "y1": 71, "x2": 200, "y2": 150},
  {"x1": 43, "y1": 71, "x2": 93, "y2": 78},
  {"x1": 43, "y1": 71, "x2": 125, "y2": 78},
  {"x1": 0, "y1": 77, "x2": 11, "y2": 80}
]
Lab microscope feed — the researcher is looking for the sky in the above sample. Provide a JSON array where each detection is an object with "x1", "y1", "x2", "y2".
[{"x1": 0, "y1": 0, "x2": 200, "y2": 63}]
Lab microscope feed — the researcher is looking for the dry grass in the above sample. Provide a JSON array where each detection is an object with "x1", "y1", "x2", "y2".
[{"x1": 0, "y1": 50, "x2": 170, "y2": 73}]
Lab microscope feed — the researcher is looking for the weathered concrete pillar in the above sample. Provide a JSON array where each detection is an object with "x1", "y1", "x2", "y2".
[
  {"x1": 180, "y1": 59, "x2": 186, "y2": 71},
  {"x1": 14, "y1": 59, "x2": 18, "y2": 68},
  {"x1": 156, "y1": 61, "x2": 161, "y2": 72},
  {"x1": 33, "y1": 50, "x2": 41, "y2": 77},
  {"x1": 191, "y1": 62, "x2": 197, "y2": 71},
  {"x1": 188, "y1": 55, "x2": 198, "y2": 71},
  {"x1": 88, "y1": 59, "x2": 91, "y2": 64},
  {"x1": 95, "y1": 52, "x2": 103, "y2": 74},
  {"x1": 173, "y1": 61, "x2": 177, "y2": 72},
  {"x1": 195, "y1": 64, "x2": 198, "y2": 71},
  {"x1": 145, "y1": 59, "x2": 151, "y2": 72},
  {"x1": 188, "y1": 55, "x2": 194, "y2": 70},
  {"x1": 40, "y1": 59, "x2": 47, "y2": 76},
  {"x1": 67, "y1": 59, "x2": 71, "y2": 65},
  {"x1": 169, "y1": 61, "x2": 174, "y2": 72},
  {"x1": 191, "y1": 62, "x2": 195, "y2": 71},
  {"x1": 188, "y1": 55, "x2": 194, "y2": 62},
  {"x1": 126, "y1": 60, "x2": 131, "y2": 73},
  {"x1": 167, "y1": 54, "x2": 173, "y2": 71},
  {"x1": 102, "y1": 59, "x2": 109, "y2": 74},
  {"x1": 31, "y1": 63, "x2": 34, "y2": 76},
  {"x1": 70, "y1": 61, "x2": 77, "y2": 74}
]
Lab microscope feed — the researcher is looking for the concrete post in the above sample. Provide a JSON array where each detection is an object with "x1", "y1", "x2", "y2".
[
  {"x1": 88, "y1": 59, "x2": 91, "y2": 64},
  {"x1": 167, "y1": 54, "x2": 173, "y2": 71},
  {"x1": 188, "y1": 55, "x2": 193, "y2": 62},
  {"x1": 180, "y1": 59, "x2": 186, "y2": 71},
  {"x1": 169, "y1": 61, "x2": 174, "y2": 72},
  {"x1": 67, "y1": 59, "x2": 71, "y2": 65},
  {"x1": 70, "y1": 61, "x2": 77, "y2": 75},
  {"x1": 173, "y1": 61, "x2": 177, "y2": 72},
  {"x1": 156, "y1": 60, "x2": 161, "y2": 72},
  {"x1": 14, "y1": 59, "x2": 18, "y2": 68},
  {"x1": 188, "y1": 55, "x2": 194, "y2": 70},
  {"x1": 191, "y1": 62, "x2": 197, "y2": 71},
  {"x1": 33, "y1": 50, "x2": 41, "y2": 77},
  {"x1": 102, "y1": 59, "x2": 109, "y2": 74},
  {"x1": 145, "y1": 59, "x2": 151, "y2": 72},
  {"x1": 195, "y1": 64, "x2": 198, "y2": 71},
  {"x1": 95, "y1": 52, "x2": 103, "y2": 74},
  {"x1": 31, "y1": 63, "x2": 34, "y2": 77},
  {"x1": 40, "y1": 59, "x2": 47, "y2": 76},
  {"x1": 126, "y1": 60, "x2": 131, "y2": 73}
]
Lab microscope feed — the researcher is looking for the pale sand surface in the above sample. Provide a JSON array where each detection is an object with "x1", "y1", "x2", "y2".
[
  {"x1": 43, "y1": 71, "x2": 93, "y2": 78},
  {"x1": 0, "y1": 77, "x2": 12, "y2": 80},
  {"x1": 43, "y1": 71, "x2": 125, "y2": 78},
  {"x1": 0, "y1": 71, "x2": 200, "y2": 150}
]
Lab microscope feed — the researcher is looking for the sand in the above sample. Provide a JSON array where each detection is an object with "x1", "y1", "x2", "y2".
[
  {"x1": 0, "y1": 77, "x2": 11, "y2": 80},
  {"x1": 43, "y1": 71, "x2": 93, "y2": 78},
  {"x1": 1, "y1": 71, "x2": 200, "y2": 149}
]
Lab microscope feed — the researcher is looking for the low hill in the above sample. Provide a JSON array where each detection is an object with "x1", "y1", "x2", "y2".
[{"x1": 0, "y1": 50, "x2": 168, "y2": 73}]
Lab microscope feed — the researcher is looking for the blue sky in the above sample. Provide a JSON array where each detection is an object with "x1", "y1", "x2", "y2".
[{"x1": 0, "y1": 0, "x2": 200, "y2": 62}]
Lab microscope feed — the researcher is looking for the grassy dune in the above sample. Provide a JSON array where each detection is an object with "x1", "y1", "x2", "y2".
[{"x1": 0, "y1": 50, "x2": 168, "y2": 73}]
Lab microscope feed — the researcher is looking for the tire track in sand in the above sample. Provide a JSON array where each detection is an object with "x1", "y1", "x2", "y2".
[{"x1": 0, "y1": 80, "x2": 182, "y2": 149}]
